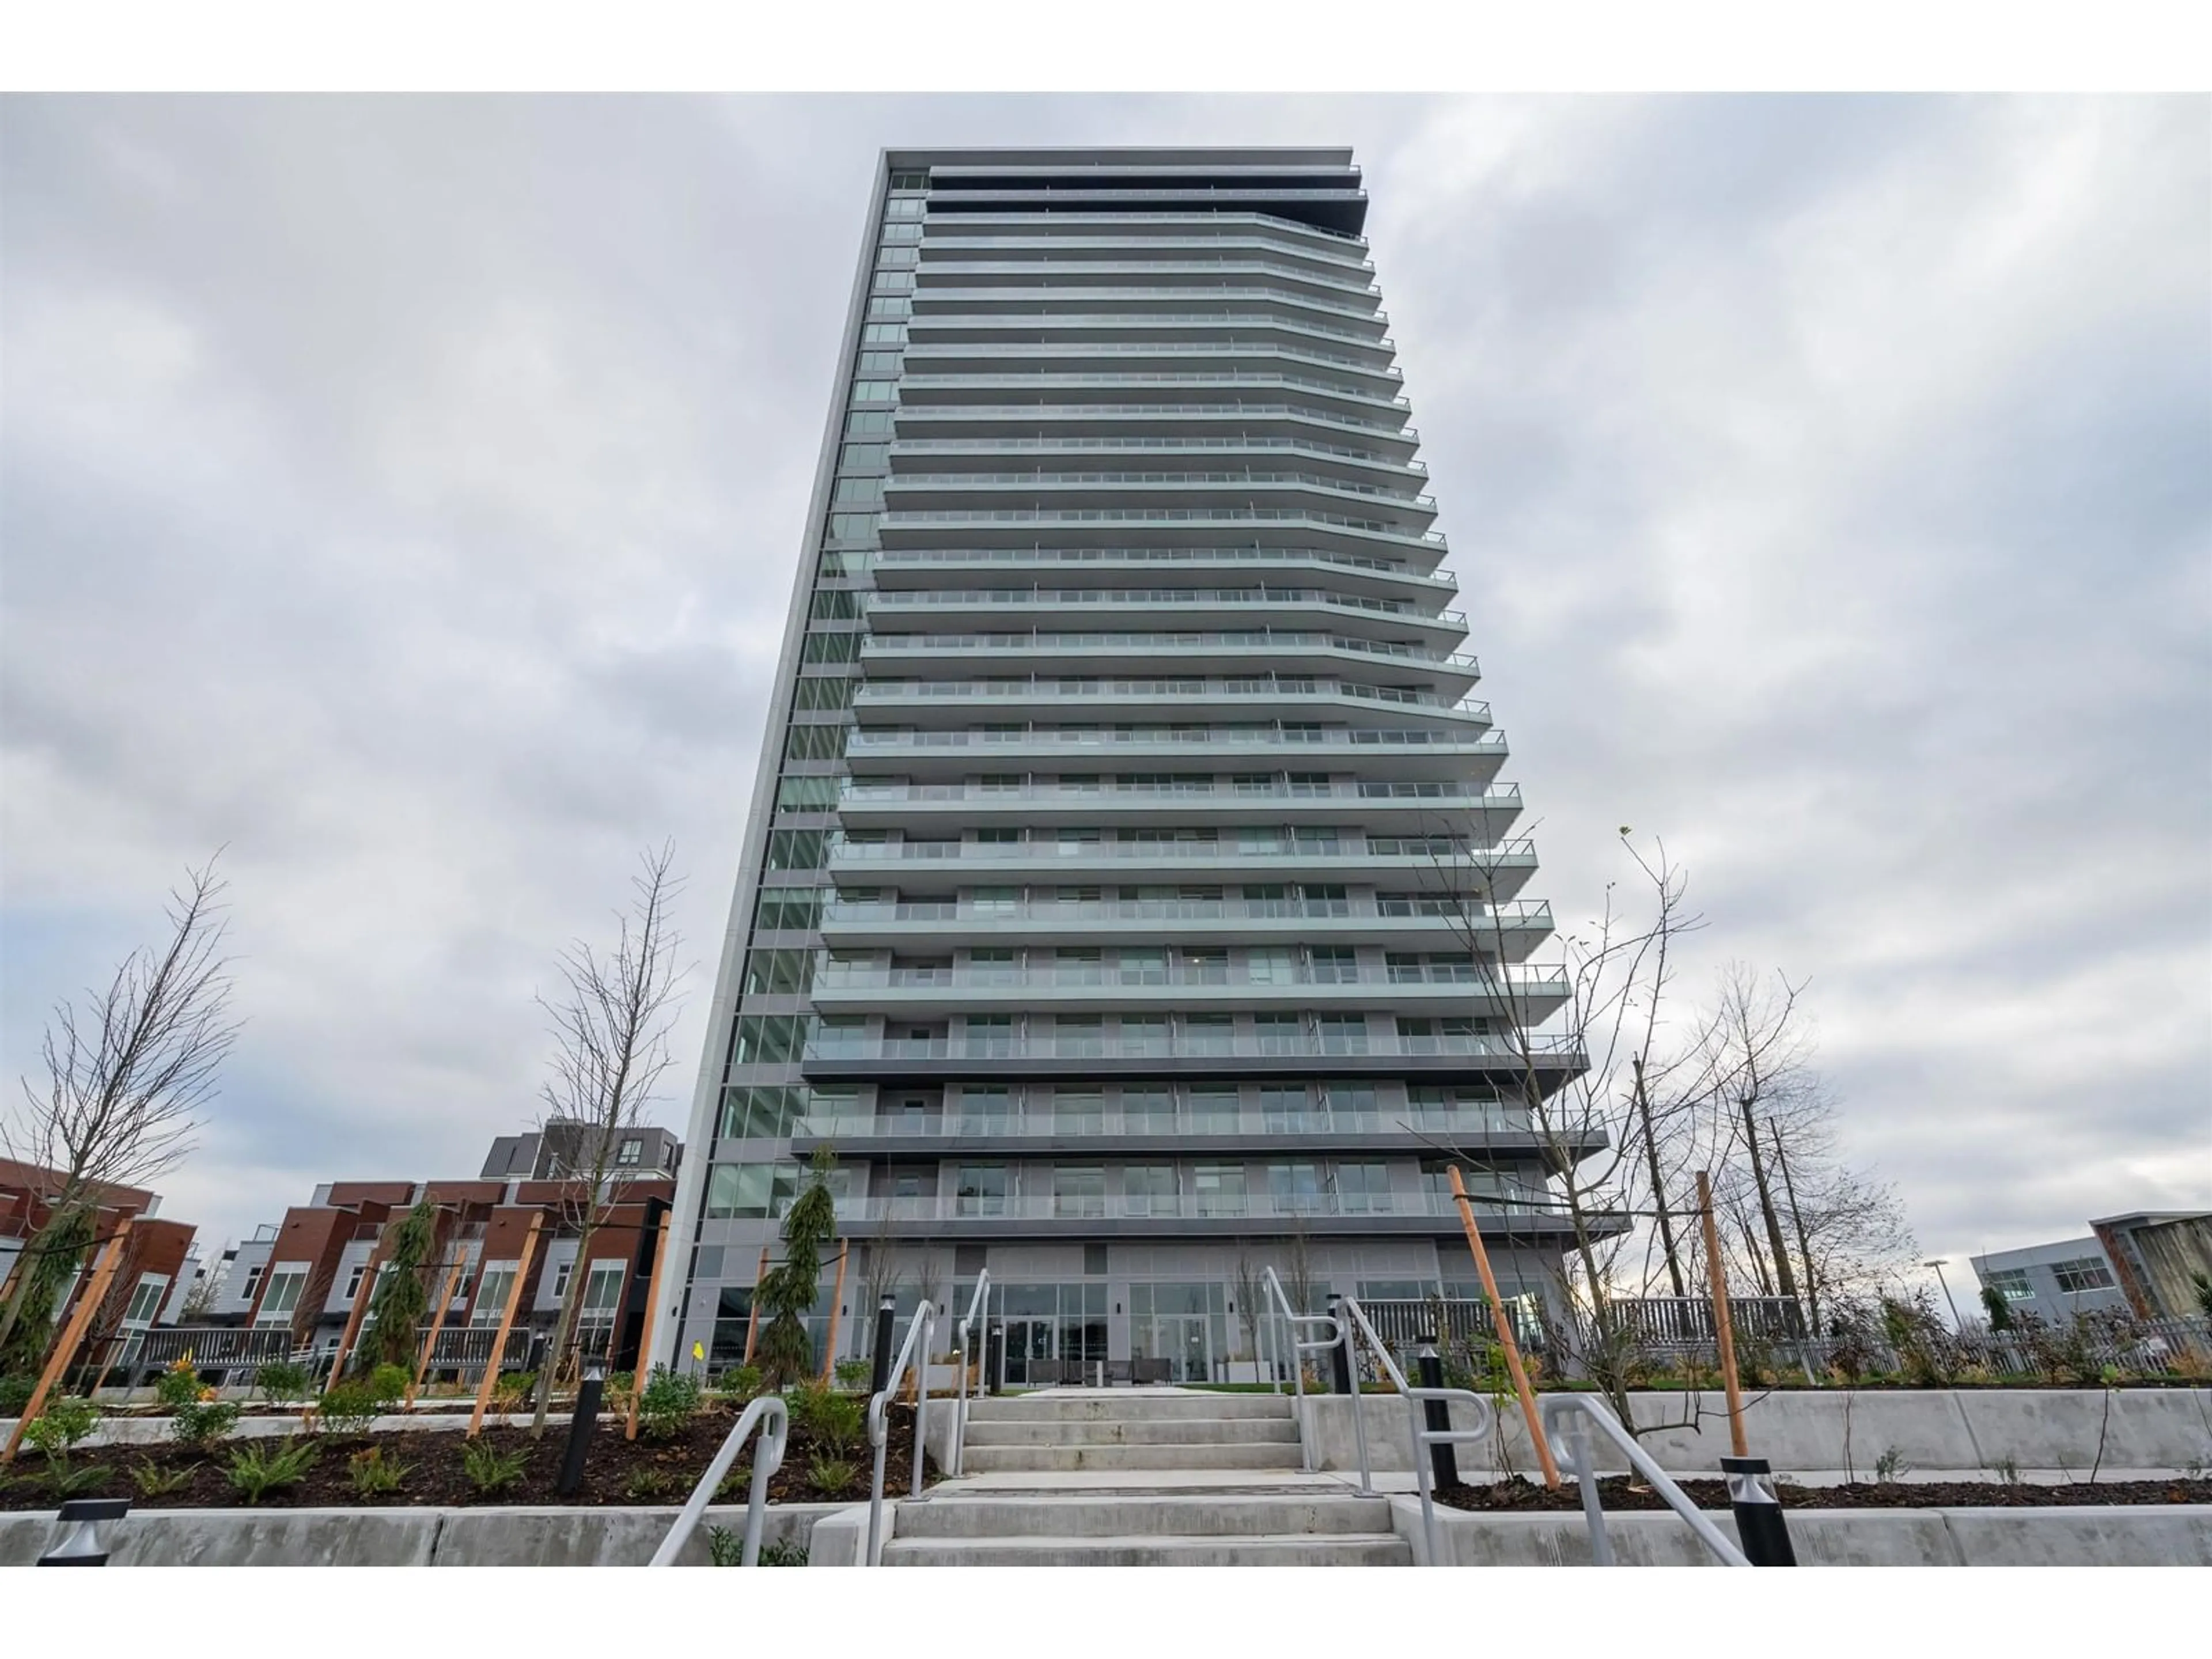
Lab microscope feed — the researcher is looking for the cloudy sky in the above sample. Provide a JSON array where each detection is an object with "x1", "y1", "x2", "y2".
[{"x1": 3, "y1": 94, "x2": 2206, "y2": 1283}]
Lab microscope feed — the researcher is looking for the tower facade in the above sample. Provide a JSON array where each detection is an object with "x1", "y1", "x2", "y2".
[{"x1": 663, "y1": 148, "x2": 1591, "y2": 1382}]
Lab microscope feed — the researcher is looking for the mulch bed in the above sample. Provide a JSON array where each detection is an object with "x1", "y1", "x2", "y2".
[
  {"x1": 0, "y1": 1400, "x2": 936, "y2": 1512},
  {"x1": 1435, "y1": 1475, "x2": 2212, "y2": 1513}
]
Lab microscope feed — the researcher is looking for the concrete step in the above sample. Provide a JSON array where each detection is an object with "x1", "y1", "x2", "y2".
[
  {"x1": 968, "y1": 1392, "x2": 1293, "y2": 1423},
  {"x1": 881, "y1": 1532, "x2": 1414, "y2": 1567},
  {"x1": 963, "y1": 1416, "x2": 1301, "y2": 1447},
  {"x1": 895, "y1": 1491, "x2": 1394, "y2": 1539},
  {"x1": 960, "y1": 1442, "x2": 1308, "y2": 1473}
]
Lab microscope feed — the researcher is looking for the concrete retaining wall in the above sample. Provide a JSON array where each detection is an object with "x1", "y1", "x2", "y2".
[
  {"x1": 1303, "y1": 1387, "x2": 2212, "y2": 1479},
  {"x1": 0, "y1": 1502, "x2": 839, "y2": 1567},
  {"x1": 0, "y1": 1411, "x2": 569, "y2": 1449},
  {"x1": 1391, "y1": 1498, "x2": 2212, "y2": 1566}
]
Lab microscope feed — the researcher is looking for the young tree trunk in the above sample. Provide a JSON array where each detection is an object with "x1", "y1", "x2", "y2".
[
  {"x1": 1768, "y1": 1114, "x2": 1822, "y2": 1331},
  {"x1": 1738, "y1": 1100, "x2": 1801, "y2": 1303},
  {"x1": 1631, "y1": 1056, "x2": 1688, "y2": 1298},
  {"x1": 531, "y1": 1221, "x2": 596, "y2": 1438}
]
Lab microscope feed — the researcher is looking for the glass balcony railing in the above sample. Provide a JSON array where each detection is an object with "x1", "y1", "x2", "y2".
[
  {"x1": 846, "y1": 728, "x2": 1508, "y2": 753},
  {"x1": 820, "y1": 896, "x2": 1550, "y2": 927},
  {"x1": 922, "y1": 207, "x2": 1373, "y2": 254},
  {"x1": 829, "y1": 1191, "x2": 1551, "y2": 1224},
  {"x1": 916, "y1": 251, "x2": 1378, "y2": 289},
  {"x1": 804, "y1": 1031, "x2": 1583, "y2": 1065},
  {"x1": 889, "y1": 435, "x2": 1422, "y2": 471},
  {"x1": 891, "y1": 402, "x2": 1416, "y2": 440},
  {"x1": 864, "y1": 632, "x2": 1482, "y2": 671},
  {"x1": 872, "y1": 546, "x2": 1449, "y2": 587},
  {"x1": 878, "y1": 508, "x2": 1444, "y2": 546},
  {"x1": 915, "y1": 305, "x2": 1389, "y2": 344},
  {"x1": 812, "y1": 963, "x2": 1566, "y2": 996},
  {"x1": 838, "y1": 779, "x2": 1523, "y2": 810},
  {"x1": 851, "y1": 679, "x2": 1482, "y2": 716},
  {"x1": 867, "y1": 586, "x2": 1455, "y2": 622},
  {"x1": 887, "y1": 471, "x2": 1434, "y2": 510},
  {"x1": 906, "y1": 339, "x2": 1400, "y2": 378},
  {"x1": 791, "y1": 1106, "x2": 1536, "y2": 1141},
  {"x1": 915, "y1": 286, "x2": 1387, "y2": 328},
  {"x1": 898, "y1": 371, "x2": 1411, "y2": 411}
]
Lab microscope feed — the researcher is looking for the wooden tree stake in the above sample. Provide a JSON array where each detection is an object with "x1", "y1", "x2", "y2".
[
  {"x1": 468, "y1": 1213, "x2": 543, "y2": 1439},
  {"x1": 305, "y1": 1221, "x2": 395, "y2": 1423},
  {"x1": 4, "y1": 1215, "x2": 134, "y2": 1463},
  {"x1": 624, "y1": 1210, "x2": 675, "y2": 1442},
  {"x1": 408, "y1": 1247, "x2": 467, "y2": 1409},
  {"x1": 1449, "y1": 1166, "x2": 1560, "y2": 1488},
  {"x1": 741, "y1": 1245, "x2": 770, "y2": 1365},
  {"x1": 819, "y1": 1239, "x2": 851, "y2": 1387},
  {"x1": 1696, "y1": 1170, "x2": 1749, "y2": 1457}
]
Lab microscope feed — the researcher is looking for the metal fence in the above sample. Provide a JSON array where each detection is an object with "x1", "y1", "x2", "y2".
[
  {"x1": 1319, "y1": 1298, "x2": 2211, "y2": 1388},
  {"x1": 119, "y1": 1325, "x2": 296, "y2": 1380}
]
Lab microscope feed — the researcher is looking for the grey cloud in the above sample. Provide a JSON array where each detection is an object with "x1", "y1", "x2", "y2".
[{"x1": 3, "y1": 94, "x2": 2205, "y2": 1272}]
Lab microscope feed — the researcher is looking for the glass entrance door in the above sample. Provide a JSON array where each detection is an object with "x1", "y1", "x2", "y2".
[{"x1": 1005, "y1": 1316, "x2": 1057, "y2": 1385}]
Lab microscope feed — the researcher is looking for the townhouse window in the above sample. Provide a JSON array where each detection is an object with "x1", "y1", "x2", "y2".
[
  {"x1": 472, "y1": 1268, "x2": 517, "y2": 1325},
  {"x1": 256, "y1": 1270, "x2": 307, "y2": 1324},
  {"x1": 616, "y1": 1138, "x2": 643, "y2": 1167}
]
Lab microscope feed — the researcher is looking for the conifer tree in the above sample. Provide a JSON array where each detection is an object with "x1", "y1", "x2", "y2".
[
  {"x1": 359, "y1": 1196, "x2": 438, "y2": 1373},
  {"x1": 753, "y1": 1147, "x2": 838, "y2": 1388}
]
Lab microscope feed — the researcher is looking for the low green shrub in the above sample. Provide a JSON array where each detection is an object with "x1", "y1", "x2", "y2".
[
  {"x1": 461, "y1": 1438, "x2": 529, "y2": 1494},
  {"x1": 364, "y1": 1362, "x2": 411, "y2": 1410},
  {"x1": 833, "y1": 1358, "x2": 871, "y2": 1391},
  {"x1": 130, "y1": 1458, "x2": 196, "y2": 1496},
  {"x1": 0, "y1": 1373, "x2": 35, "y2": 1418},
  {"x1": 625, "y1": 1467, "x2": 677, "y2": 1501},
  {"x1": 757, "y1": 1538, "x2": 809, "y2": 1567},
  {"x1": 637, "y1": 1367, "x2": 703, "y2": 1440},
  {"x1": 153, "y1": 1358, "x2": 204, "y2": 1412},
  {"x1": 491, "y1": 1370, "x2": 535, "y2": 1409},
  {"x1": 23, "y1": 1397, "x2": 100, "y2": 1463},
  {"x1": 706, "y1": 1524, "x2": 746, "y2": 1566},
  {"x1": 46, "y1": 1464, "x2": 111, "y2": 1498},
  {"x1": 789, "y1": 1381, "x2": 864, "y2": 1455},
  {"x1": 717, "y1": 1363, "x2": 763, "y2": 1401},
  {"x1": 171, "y1": 1396, "x2": 243, "y2": 1449},
  {"x1": 227, "y1": 1437, "x2": 319, "y2": 1504},
  {"x1": 314, "y1": 1382, "x2": 380, "y2": 1438},
  {"x1": 347, "y1": 1446, "x2": 409, "y2": 1497},
  {"x1": 806, "y1": 1455, "x2": 858, "y2": 1497},
  {"x1": 255, "y1": 1361, "x2": 312, "y2": 1404}
]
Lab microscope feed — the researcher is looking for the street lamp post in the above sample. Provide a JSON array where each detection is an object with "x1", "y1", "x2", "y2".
[{"x1": 1923, "y1": 1259, "x2": 1965, "y2": 1331}]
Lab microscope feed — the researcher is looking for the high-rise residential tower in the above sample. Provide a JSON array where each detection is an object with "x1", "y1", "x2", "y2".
[{"x1": 660, "y1": 147, "x2": 1594, "y2": 1382}]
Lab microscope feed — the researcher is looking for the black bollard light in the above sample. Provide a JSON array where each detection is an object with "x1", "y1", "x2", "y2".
[
  {"x1": 1720, "y1": 1456, "x2": 1797, "y2": 1566},
  {"x1": 1416, "y1": 1336, "x2": 1458, "y2": 1489},
  {"x1": 38, "y1": 1498, "x2": 129, "y2": 1566},
  {"x1": 556, "y1": 1354, "x2": 607, "y2": 1497},
  {"x1": 983, "y1": 1321, "x2": 1003, "y2": 1396},
  {"x1": 1326, "y1": 1294, "x2": 1354, "y2": 1396},
  {"x1": 869, "y1": 1296, "x2": 896, "y2": 1397}
]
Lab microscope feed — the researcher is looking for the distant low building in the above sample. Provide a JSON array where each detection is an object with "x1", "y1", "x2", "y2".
[
  {"x1": 195, "y1": 1119, "x2": 681, "y2": 1382},
  {"x1": 0, "y1": 1156, "x2": 200, "y2": 1377},
  {"x1": 1969, "y1": 1236, "x2": 2130, "y2": 1326},
  {"x1": 2091, "y1": 1211, "x2": 2212, "y2": 1322}
]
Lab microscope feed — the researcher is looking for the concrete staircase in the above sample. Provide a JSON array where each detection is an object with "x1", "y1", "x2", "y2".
[{"x1": 882, "y1": 1390, "x2": 1411, "y2": 1566}]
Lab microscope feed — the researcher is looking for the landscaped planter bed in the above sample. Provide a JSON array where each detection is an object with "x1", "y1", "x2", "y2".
[
  {"x1": 0, "y1": 1400, "x2": 937, "y2": 1513},
  {"x1": 1433, "y1": 1475, "x2": 2212, "y2": 1513}
]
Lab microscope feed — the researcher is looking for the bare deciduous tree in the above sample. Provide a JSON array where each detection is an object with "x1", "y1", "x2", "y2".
[
  {"x1": 0, "y1": 854, "x2": 238, "y2": 1367},
  {"x1": 527, "y1": 841, "x2": 687, "y2": 1438},
  {"x1": 1416, "y1": 825, "x2": 1709, "y2": 1424}
]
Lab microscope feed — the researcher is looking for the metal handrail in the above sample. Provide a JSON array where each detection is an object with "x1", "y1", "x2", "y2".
[
  {"x1": 865, "y1": 1298, "x2": 937, "y2": 1567},
  {"x1": 647, "y1": 1393, "x2": 789, "y2": 1567},
  {"x1": 1258, "y1": 1266, "x2": 1339, "y2": 1473},
  {"x1": 950, "y1": 1270, "x2": 991, "y2": 1475},
  {"x1": 1338, "y1": 1294, "x2": 1495, "y2": 1567},
  {"x1": 1538, "y1": 1393, "x2": 1749, "y2": 1568}
]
